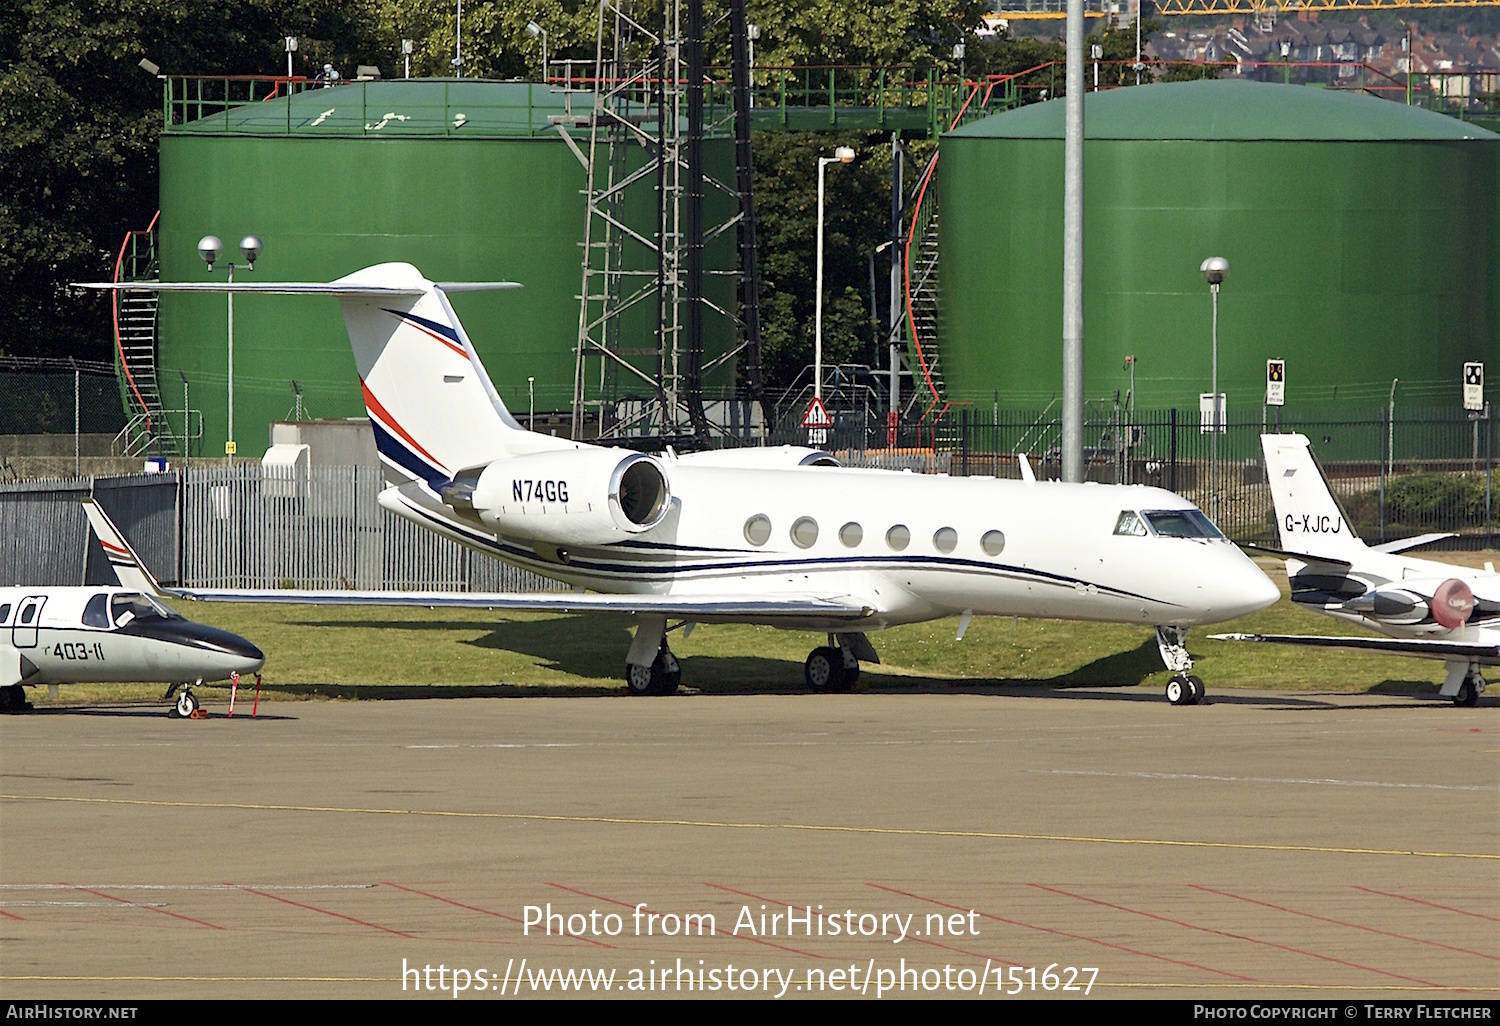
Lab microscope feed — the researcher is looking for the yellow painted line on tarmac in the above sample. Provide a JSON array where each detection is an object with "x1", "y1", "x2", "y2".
[
  {"x1": 1, "y1": 976, "x2": 386, "y2": 983},
  {"x1": 3, "y1": 793, "x2": 1497, "y2": 862}
]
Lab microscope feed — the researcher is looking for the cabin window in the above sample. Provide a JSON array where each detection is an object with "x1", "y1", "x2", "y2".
[
  {"x1": 886, "y1": 525, "x2": 910, "y2": 551},
  {"x1": 933, "y1": 527, "x2": 958, "y2": 553},
  {"x1": 790, "y1": 517, "x2": 819, "y2": 548},
  {"x1": 743, "y1": 514, "x2": 772, "y2": 546},
  {"x1": 1114, "y1": 511, "x2": 1148, "y2": 537},
  {"x1": 839, "y1": 522, "x2": 863, "y2": 547},
  {"x1": 83, "y1": 593, "x2": 111, "y2": 628},
  {"x1": 981, "y1": 530, "x2": 1006, "y2": 556},
  {"x1": 1144, "y1": 510, "x2": 1226, "y2": 540},
  {"x1": 0, "y1": 604, "x2": 10, "y2": 624}
]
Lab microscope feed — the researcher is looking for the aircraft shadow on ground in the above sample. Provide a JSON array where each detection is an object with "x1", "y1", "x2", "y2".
[{"x1": 254, "y1": 622, "x2": 1481, "y2": 708}]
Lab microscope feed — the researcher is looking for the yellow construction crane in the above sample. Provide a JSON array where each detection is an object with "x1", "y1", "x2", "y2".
[{"x1": 996, "y1": 0, "x2": 1500, "y2": 17}]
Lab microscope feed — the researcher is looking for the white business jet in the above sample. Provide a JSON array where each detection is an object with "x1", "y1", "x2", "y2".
[
  {"x1": 1214, "y1": 433, "x2": 1495, "y2": 706},
  {"x1": 81, "y1": 263, "x2": 1278, "y2": 703},
  {"x1": 0, "y1": 501, "x2": 265, "y2": 716}
]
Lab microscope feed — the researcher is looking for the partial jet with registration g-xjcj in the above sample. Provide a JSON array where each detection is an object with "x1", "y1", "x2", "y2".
[{"x1": 79, "y1": 263, "x2": 1279, "y2": 703}]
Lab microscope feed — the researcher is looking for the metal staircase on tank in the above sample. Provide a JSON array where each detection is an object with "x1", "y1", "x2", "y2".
[
  {"x1": 904, "y1": 152, "x2": 946, "y2": 418},
  {"x1": 112, "y1": 213, "x2": 180, "y2": 457}
]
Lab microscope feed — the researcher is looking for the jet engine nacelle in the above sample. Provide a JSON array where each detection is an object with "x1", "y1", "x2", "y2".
[
  {"x1": 443, "y1": 449, "x2": 672, "y2": 547},
  {"x1": 1343, "y1": 577, "x2": 1474, "y2": 629}
]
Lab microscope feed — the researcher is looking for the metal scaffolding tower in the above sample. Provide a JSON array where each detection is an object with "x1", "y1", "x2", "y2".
[{"x1": 570, "y1": 0, "x2": 763, "y2": 442}]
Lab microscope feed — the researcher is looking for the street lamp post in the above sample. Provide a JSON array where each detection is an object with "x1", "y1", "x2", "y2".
[
  {"x1": 199, "y1": 234, "x2": 262, "y2": 462},
  {"x1": 526, "y1": 22, "x2": 548, "y2": 83},
  {"x1": 453, "y1": 0, "x2": 463, "y2": 77},
  {"x1": 402, "y1": 38, "x2": 413, "y2": 79},
  {"x1": 285, "y1": 37, "x2": 297, "y2": 78},
  {"x1": 1200, "y1": 256, "x2": 1229, "y2": 521},
  {"x1": 528, "y1": 376, "x2": 535, "y2": 431},
  {"x1": 814, "y1": 146, "x2": 856, "y2": 401}
]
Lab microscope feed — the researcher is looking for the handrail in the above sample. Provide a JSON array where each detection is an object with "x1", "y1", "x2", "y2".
[{"x1": 112, "y1": 211, "x2": 159, "y2": 435}]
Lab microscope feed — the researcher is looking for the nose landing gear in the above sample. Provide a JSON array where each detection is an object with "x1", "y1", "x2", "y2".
[
  {"x1": 165, "y1": 680, "x2": 202, "y2": 718},
  {"x1": 1156, "y1": 626, "x2": 1204, "y2": 706}
]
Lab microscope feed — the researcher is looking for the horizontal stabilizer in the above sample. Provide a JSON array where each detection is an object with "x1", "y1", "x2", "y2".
[
  {"x1": 1237, "y1": 543, "x2": 1352, "y2": 569},
  {"x1": 163, "y1": 587, "x2": 875, "y2": 624},
  {"x1": 1210, "y1": 632, "x2": 1500, "y2": 661},
  {"x1": 1370, "y1": 533, "x2": 1457, "y2": 555},
  {"x1": 72, "y1": 281, "x2": 521, "y2": 296}
]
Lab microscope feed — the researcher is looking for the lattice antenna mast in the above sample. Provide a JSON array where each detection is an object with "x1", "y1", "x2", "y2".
[{"x1": 572, "y1": 0, "x2": 757, "y2": 442}]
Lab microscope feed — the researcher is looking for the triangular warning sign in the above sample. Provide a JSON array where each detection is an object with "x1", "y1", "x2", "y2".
[{"x1": 801, "y1": 396, "x2": 832, "y2": 428}]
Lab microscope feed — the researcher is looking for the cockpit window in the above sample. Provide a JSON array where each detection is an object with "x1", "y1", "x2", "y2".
[
  {"x1": 1113, "y1": 511, "x2": 1148, "y2": 537},
  {"x1": 1143, "y1": 510, "x2": 1227, "y2": 540},
  {"x1": 0, "y1": 604, "x2": 10, "y2": 624},
  {"x1": 111, "y1": 593, "x2": 179, "y2": 626},
  {"x1": 83, "y1": 593, "x2": 111, "y2": 628}
]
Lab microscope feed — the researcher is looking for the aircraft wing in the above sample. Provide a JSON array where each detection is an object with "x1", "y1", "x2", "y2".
[
  {"x1": 1210, "y1": 632, "x2": 1500, "y2": 661},
  {"x1": 161, "y1": 587, "x2": 876, "y2": 624},
  {"x1": 1369, "y1": 533, "x2": 1458, "y2": 554}
]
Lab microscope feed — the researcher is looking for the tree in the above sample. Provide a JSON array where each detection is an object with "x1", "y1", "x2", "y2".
[{"x1": 0, "y1": 0, "x2": 385, "y2": 362}]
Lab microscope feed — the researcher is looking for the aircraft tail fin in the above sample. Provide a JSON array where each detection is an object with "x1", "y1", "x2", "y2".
[
  {"x1": 1261, "y1": 433, "x2": 1367, "y2": 559},
  {"x1": 82, "y1": 499, "x2": 161, "y2": 595},
  {"x1": 75, "y1": 262, "x2": 561, "y2": 490},
  {"x1": 330, "y1": 263, "x2": 560, "y2": 489}
]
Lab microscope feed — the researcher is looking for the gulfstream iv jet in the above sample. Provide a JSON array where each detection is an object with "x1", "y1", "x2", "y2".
[{"x1": 81, "y1": 263, "x2": 1278, "y2": 702}]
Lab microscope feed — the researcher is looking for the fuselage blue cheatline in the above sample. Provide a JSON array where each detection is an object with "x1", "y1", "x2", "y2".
[{"x1": 78, "y1": 262, "x2": 1279, "y2": 701}]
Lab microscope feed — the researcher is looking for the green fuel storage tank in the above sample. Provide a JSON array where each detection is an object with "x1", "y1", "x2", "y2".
[
  {"x1": 158, "y1": 80, "x2": 738, "y2": 458},
  {"x1": 937, "y1": 80, "x2": 1500, "y2": 411}
]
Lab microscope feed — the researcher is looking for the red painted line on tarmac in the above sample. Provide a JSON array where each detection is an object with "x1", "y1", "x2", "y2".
[
  {"x1": 234, "y1": 885, "x2": 414, "y2": 939},
  {"x1": 869, "y1": 883, "x2": 1259, "y2": 983},
  {"x1": 73, "y1": 886, "x2": 223, "y2": 931},
  {"x1": 545, "y1": 882, "x2": 821, "y2": 959},
  {"x1": 0, "y1": 909, "x2": 24, "y2": 921},
  {"x1": 1030, "y1": 884, "x2": 1443, "y2": 989},
  {"x1": 1190, "y1": 884, "x2": 1499, "y2": 963},
  {"x1": 704, "y1": 881, "x2": 1022, "y2": 965},
  {"x1": 1353, "y1": 885, "x2": 1500, "y2": 923},
  {"x1": 381, "y1": 883, "x2": 614, "y2": 949}
]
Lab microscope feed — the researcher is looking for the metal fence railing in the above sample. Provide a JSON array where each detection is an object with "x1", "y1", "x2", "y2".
[
  {"x1": 773, "y1": 404, "x2": 1500, "y2": 548},
  {"x1": 0, "y1": 465, "x2": 563, "y2": 593}
]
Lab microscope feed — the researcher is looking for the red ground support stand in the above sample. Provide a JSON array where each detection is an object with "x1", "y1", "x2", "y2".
[{"x1": 252, "y1": 673, "x2": 262, "y2": 718}]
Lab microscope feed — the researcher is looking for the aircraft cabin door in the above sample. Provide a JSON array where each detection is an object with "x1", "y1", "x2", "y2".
[{"x1": 13, "y1": 596, "x2": 45, "y2": 648}]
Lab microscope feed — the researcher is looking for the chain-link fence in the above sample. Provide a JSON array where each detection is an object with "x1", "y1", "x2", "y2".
[{"x1": 0, "y1": 357, "x2": 126, "y2": 438}]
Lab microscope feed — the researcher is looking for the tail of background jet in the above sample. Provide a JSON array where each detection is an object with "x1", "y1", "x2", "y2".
[
  {"x1": 82, "y1": 499, "x2": 161, "y2": 595},
  {"x1": 1261, "y1": 433, "x2": 1368, "y2": 558},
  {"x1": 334, "y1": 263, "x2": 569, "y2": 489}
]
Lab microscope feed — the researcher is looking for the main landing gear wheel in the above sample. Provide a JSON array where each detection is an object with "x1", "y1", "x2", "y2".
[
  {"x1": 1456, "y1": 675, "x2": 1482, "y2": 707},
  {"x1": 804, "y1": 646, "x2": 857, "y2": 693},
  {"x1": 173, "y1": 689, "x2": 200, "y2": 718},
  {"x1": 1166, "y1": 674, "x2": 1201, "y2": 706},
  {"x1": 1188, "y1": 675, "x2": 1205, "y2": 703},
  {"x1": 625, "y1": 645, "x2": 681, "y2": 696}
]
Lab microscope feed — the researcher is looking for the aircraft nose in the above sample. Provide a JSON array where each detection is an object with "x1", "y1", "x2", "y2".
[{"x1": 1221, "y1": 555, "x2": 1282, "y2": 619}]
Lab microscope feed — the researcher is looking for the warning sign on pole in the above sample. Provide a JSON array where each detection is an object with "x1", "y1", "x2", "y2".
[
  {"x1": 1464, "y1": 362, "x2": 1485, "y2": 412},
  {"x1": 1266, "y1": 359, "x2": 1285, "y2": 407},
  {"x1": 802, "y1": 397, "x2": 832, "y2": 446}
]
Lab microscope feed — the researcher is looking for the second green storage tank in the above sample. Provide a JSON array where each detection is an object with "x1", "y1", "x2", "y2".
[{"x1": 938, "y1": 80, "x2": 1500, "y2": 411}]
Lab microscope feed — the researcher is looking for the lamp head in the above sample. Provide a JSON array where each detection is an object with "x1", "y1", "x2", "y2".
[
  {"x1": 285, "y1": 36, "x2": 298, "y2": 53},
  {"x1": 747, "y1": 23, "x2": 760, "y2": 40},
  {"x1": 526, "y1": 21, "x2": 542, "y2": 37},
  {"x1": 835, "y1": 146, "x2": 856, "y2": 163},
  {"x1": 138, "y1": 58, "x2": 160, "y2": 76},
  {"x1": 402, "y1": 38, "x2": 414, "y2": 54},
  {"x1": 197, "y1": 235, "x2": 223, "y2": 270},
  {"x1": 1200, "y1": 256, "x2": 1229, "y2": 286},
  {"x1": 239, "y1": 235, "x2": 263, "y2": 268}
]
